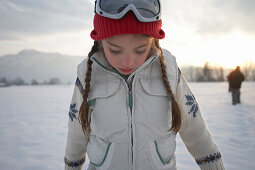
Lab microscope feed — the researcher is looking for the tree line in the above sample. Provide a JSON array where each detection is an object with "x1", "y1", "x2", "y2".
[
  {"x1": 1, "y1": 61, "x2": 254, "y2": 86},
  {"x1": 180, "y1": 61, "x2": 255, "y2": 82},
  {"x1": 0, "y1": 77, "x2": 70, "y2": 86}
]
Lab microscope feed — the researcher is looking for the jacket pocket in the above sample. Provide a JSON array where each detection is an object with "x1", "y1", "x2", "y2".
[
  {"x1": 87, "y1": 135, "x2": 115, "y2": 170},
  {"x1": 149, "y1": 135, "x2": 176, "y2": 169},
  {"x1": 138, "y1": 77, "x2": 172, "y2": 132},
  {"x1": 87, "y1": 79, "x2": 129, "y2": 142},
  {"x1": 140, "y1": 77, "x2": 169, "y2": 97},
  {"x1": 88, "y1": 79, "x2": 120, "y2": 101}
]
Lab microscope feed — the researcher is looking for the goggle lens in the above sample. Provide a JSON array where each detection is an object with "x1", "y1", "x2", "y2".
[{"x1": 99, "y1": 0, "x2": 160, "y2": 18}]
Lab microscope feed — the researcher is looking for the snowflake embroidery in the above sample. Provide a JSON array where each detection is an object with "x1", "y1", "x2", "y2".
[
  {"x1": 185, "y1": 94, "x2": 198, "y2": 117},
  {"x1": 69, "y1": 103, "x2": 78, "y2": 121}
]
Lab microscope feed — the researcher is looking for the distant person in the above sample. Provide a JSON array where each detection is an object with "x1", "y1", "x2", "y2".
[
  {"x1": 64, "y1": 1, "x2": 225, "y2": 169},
  {"x1": 227, "y1": 66, "x2": 245, "y2": 105}
]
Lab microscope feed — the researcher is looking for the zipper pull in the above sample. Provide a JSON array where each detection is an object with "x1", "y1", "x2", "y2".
[{"x1": 128, "y1": 84, "x2": 133, "y2": 109}]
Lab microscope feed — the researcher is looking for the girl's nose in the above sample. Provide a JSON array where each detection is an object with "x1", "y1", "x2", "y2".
[{"x1": 121, "y1": 54, "x2": 134, "y2": 68}]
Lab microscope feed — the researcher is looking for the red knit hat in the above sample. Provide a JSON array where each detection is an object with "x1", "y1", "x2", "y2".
[{"x1": 90, "y1": 12, "x2": 165, "y2": 40}]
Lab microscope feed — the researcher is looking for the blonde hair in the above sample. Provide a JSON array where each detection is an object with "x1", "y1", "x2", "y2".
[{"x1": 79, "y1": 38, "x2": 181, "y2": 136}]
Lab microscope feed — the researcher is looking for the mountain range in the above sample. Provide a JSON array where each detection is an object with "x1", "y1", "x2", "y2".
[{"x1": 0, "y1": 49, "x2": 85, "y2": 84}]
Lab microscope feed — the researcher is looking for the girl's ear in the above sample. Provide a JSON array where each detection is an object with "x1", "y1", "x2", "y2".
[{"x1": 98, "y1": 40, "x2": 102, "y2": 45}]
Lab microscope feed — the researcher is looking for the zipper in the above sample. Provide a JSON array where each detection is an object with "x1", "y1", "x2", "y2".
[
  {"x1": 128, "y1": 82, "x2": 134, "y2": 166},
  {"x1": 128, "y1": 84, "x2": 133, "y2": 109}
]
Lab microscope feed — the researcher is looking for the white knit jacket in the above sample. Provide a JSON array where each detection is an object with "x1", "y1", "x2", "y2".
[{"x1": 64, "y1": 49, "x2": 225, "y2": 170}]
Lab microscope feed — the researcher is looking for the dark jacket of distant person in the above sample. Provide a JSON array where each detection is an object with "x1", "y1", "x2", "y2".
[{"x1": 227, "y1": 66, "x2": 245, "y2": 89}]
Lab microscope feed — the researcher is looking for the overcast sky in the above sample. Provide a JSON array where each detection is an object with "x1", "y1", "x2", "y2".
[{"x1": 0, "y1": 0, "x2": 254, "y2": 68}]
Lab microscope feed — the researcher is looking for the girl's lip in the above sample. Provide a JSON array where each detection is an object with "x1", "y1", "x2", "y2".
[{"x1": 119, "y1": 68, "x2": 134, "y2": 74}]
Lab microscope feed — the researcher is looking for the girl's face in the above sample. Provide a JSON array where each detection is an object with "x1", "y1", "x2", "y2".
[{"x1": 101, "y1": 34, "x2": 153, "y2": 75}]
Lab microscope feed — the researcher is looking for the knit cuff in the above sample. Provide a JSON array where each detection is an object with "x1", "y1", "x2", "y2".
[
  {"x1": 64, "y1": 157, "x2": 85, "y2": 170},
  {"x1": 195, "y1": 153, "x2": 225, "y2": 170},
  {"x1": 65, "y1": 165, "x2": 82, "y2": 170},
  {"x1": 198, "y1": 158, "x2": 225, "y2": 170}
]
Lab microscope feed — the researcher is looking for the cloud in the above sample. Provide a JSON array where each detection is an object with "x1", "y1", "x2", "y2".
[
  {"x1": 0, "y1": 0, "x2": 94, "y2": 40},
  {"x1": 1, "y1": 0, "x2": 254, "y2": 42},
  {"x1": 162, "y1": 0, "x2": 255, "y2": 36}
]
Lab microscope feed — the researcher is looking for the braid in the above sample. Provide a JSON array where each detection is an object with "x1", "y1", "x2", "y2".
[
  {"x1": 79, "y1": 41, "x2": 99, "y2": 136},
  {"x1": 154, "y1": 39, "x2": 182, "y2": 134}
]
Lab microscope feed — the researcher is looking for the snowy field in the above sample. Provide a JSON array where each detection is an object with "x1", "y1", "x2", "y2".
[{"x1": 0, "y1": 82, "x2": 254, "y2": 170}]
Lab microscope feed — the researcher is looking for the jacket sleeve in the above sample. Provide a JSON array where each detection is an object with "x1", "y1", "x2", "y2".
[
  {"x1": 241, "y1": 73, "x2": 245, "y2": 81},
  {"x1": 176, "y1": 74, "x2": 225, "y2": 170},
  {"x1": 64, "y1": 77, "x2": 89, "y2": 170}
]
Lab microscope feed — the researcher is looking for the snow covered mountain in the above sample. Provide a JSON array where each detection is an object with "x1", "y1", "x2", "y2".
[{"x1": 0, "y1": 49, "x2": 85, "y2": 84}]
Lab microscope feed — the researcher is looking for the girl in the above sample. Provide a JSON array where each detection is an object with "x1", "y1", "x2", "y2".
[{"x1": 65, "y1": 0, "x2": 225, "y2": 169}]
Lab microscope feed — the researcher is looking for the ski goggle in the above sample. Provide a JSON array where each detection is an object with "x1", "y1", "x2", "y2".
[{"x1": 94, "y1": 0, "x2": 161, "y2": 22}]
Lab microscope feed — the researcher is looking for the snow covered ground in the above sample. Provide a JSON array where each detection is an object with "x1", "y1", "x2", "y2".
[{"x1": 0, "y1": 82, "x2": 254, "y2": 170}]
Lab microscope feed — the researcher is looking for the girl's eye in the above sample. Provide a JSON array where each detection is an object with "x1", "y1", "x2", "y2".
[
  {"x1": 136, "y1": 50, "x2": 146, "y2": 54},
  {"x1": 110, "y1": 49, "x2": 121, "y2": 54}
]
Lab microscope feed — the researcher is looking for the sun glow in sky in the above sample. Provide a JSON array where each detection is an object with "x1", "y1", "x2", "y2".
[
  {"x1": 0, "y1": 0, "x2": 254, "y2": 68},
  {"x1": 162, "y1": 30, "x2": 255, "y2": 69},
  {"x1": 204, "y1": 32, "x2": 255, "y2": 69}
]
